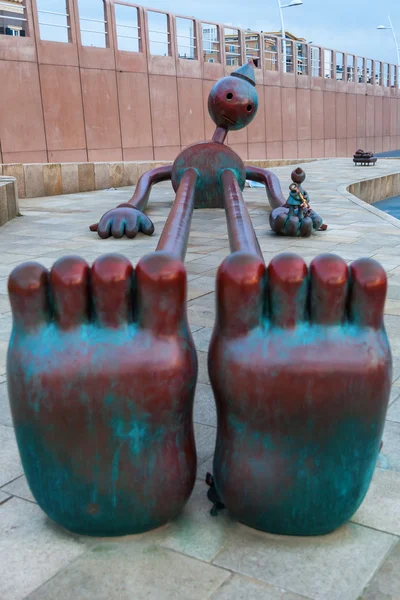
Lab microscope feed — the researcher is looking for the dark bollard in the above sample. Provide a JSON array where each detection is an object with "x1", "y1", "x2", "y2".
[
  {"x1": 208, "y1": 165, "x2": 392, "y2": 535},
  {"x1": 7, "y1": 170, "x2": 199, "y2": 537}
]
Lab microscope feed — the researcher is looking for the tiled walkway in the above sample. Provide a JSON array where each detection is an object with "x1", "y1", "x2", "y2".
[{"x1": 0, "y1": 158, "x2": 400, "y2": 599}]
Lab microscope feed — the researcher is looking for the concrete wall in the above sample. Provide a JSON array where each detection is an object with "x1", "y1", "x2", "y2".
[
  {"x1": 348, "y1": 172, "x2": 400, "y2": 205},
  {"x1": 0, "y1": 159, "x2": 313, "y2": 199},
  {"x1": 1, "y1": 0, "x2": 400, "y2": 165},
  {"x1": 0, "y1": 177, "x2": 19, "y2": 226}
]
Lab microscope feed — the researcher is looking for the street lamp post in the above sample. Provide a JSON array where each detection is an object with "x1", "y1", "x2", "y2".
[
  {"x1": 277, "y1": 0, "x2": 303, "y2": 73},
  {"x1": 377, "y1": 16, "x2": 400, "y2": 66}
]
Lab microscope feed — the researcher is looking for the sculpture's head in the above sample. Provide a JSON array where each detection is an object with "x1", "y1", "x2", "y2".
[
  {"x1": 291, "y1": 167, "x2": 306, "y2": 185},
  {"x1": 208, "y1": 62, "x2": 258, "y2": 132}
]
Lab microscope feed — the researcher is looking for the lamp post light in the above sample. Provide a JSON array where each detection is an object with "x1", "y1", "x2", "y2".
[
  {"x1": 377, "y1": 16, "x2": 400, "y2": 66},
  {"x1": 277, "y1": 0, "x2": 303, "y2": 73}
]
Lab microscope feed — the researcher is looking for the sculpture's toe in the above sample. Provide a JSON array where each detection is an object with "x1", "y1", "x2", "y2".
[
  {"x1": 50, "y1": 257, "x2": 90, "y2": 329},
  {"x1": 267, "y1": 254, "x2": 308, "y2": 327},
  {"x1": 92, "y1": 254, "x2": 134, "y2": 327},
  {"x1": 310, "y1": 255, "x2": 348, "y2": 325},
  {"x1": 350, "y1": 259, "x2": 387, "y2": 328},
  {"x1": 8, "y1": 262, "x2": 49, "y2": 331}
]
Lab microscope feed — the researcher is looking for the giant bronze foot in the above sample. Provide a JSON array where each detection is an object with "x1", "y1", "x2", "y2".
[
  {"x1": 208, "y1": 252, "x2": 391, "y2": 535},
  {"x1": 7, "y1": 170, "x2": 199, "y2": 537}
]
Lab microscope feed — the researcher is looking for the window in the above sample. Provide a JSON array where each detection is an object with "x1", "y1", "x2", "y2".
[
  {"x1": 297, "y1": 43, "x2": 308, "y2": 75},
  {"x1": 390, "y1": 64, "x2": 396, "y2": 87},
  {"x1": 0, "y1": 0, "x2": 27, "y2": 37},
  {"x1": 282, "y1": 39, "x2": 294, "y2": 73},
  {"x1": 366, "y1": 59, "x2": 373, "y2": 84},
  {"x1": 37, "y1": 0, "x2": 70, "y2": 44},
  {"x1": 357, "y1": 57, "x2": 365, "y2": 83},
  {"x1": 264, "y1": 36, "x2": 278, "y2": 71},
  {"x1": 225, "y1": 28, "x2": 241, "y2": 67},
  {"x1": 115, "y1": 4, "x2": 140, "y2": 52},
  {"x1": 202, "y1": 23, "x2": 220, "y2": 63},
  {"x1": 176, "y1": 17, "x2": 196, "y2": 60},
  {"x1": 323, "y1": 50, "x2": 333, "y2": 78},
  {"x1": 78, "y1": 0, "x2": 107, "y2": 48},
  {"x1": 311, "y1": 47, "x2": 321, "y2": 77},
  {"x1": 147, "y1": 10, "x2": 169, "y2": 56},
  {"x1": 336, "y1": 52, "x2": 344, "y2": 80},
  {"x1": 383, "y1": 63, "x2": 389, "y2": 87},
  {"x1": 245, "y1": 32, "x2": 260, "y2": 68},
  {"x1": 375, "y1": 62, "x2": 382, "y2": 85},
  {"x1": 347, "y1": 55, "x2": 355, "y2": 82}
]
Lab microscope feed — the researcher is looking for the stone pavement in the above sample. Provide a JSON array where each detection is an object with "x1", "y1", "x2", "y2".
[{"x1": 0, "y1": 158, "x2": 400, "y2": 600}]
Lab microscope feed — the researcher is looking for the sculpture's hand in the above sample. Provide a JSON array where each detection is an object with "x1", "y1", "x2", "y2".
[
  {"x1": 269, "y1": 206, "x2": 314, "y2": 237},
  {"x1": 209, "y1": 252, "x2": 391, "y2": 536},
  {"x1": 90, "y1": 204, "x2": 154, "y2": 239}
]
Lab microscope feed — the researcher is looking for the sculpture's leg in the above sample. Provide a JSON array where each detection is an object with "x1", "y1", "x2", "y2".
[
  {"x1": 90, "y1": 165, "x2": 173, "y2": 239},
  {"x1": 221, "y1": 169, "x2": 263, "y2": 259},
  {"x1": 208, "y1": 178, "x2": 392, "y2": 535},
  {"x1": 8, "y1": 170, "x2": 199, "y2": 537}
]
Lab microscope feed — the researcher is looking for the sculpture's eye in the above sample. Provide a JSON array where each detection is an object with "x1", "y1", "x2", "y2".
[
  {"x1": 246, "y1": 104, "x2": 253, "y2": 113},
  {"x1": 226, "y1": 92, "x2": 233, "y2": 100}
]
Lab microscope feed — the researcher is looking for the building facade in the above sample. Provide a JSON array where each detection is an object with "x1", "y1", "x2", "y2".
[{"x1": 0, "y1": 0, "x2": 399, "y2": 165}]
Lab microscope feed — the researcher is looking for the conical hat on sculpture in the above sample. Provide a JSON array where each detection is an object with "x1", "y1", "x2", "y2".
[{"x1": 231, "y1": 61, "x2": 256, "y2": 86}]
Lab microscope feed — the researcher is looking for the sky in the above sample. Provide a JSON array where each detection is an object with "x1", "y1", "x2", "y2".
[{"x1": 139, "y1": 0, "x2": 400, "y2": 64}]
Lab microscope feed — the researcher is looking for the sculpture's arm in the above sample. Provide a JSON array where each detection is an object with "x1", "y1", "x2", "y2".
[
  {"x1": 245, "y1": 166, "x2": 286, "y2": 210},
  {"x1": 221, "y1": 169, "x2": 263, "y2": 260},
  {"x1": 90, "y1": 165, "x2": 173, "y2": 239},
  {"x1": 125, "y1": 165, "x2": 173, "y2": 212}
]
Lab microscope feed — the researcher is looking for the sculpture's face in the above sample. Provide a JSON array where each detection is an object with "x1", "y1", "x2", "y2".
[{"x1": 208, "y1": 75, "x2": 258, "y2": 131}]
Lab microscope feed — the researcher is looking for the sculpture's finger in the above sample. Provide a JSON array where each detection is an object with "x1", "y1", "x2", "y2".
[
  {"x1": 310, "y1": 254, "x2": 348, "y2": 326},
  {"x1": 270, "y1": 209, "x2": 287, "y2": 234},
  {"x1": 136, "y1": 252, "x2": 187, "y2": 334},
  {"x1": 350, "y1": 258, "x2": 387, "y2": 329},
  {"x1": 215, "y1": 252, "x2": 266, "y2": 335},
  {"x1": 91, "y1": 254, "x2": 134, "y2": 328},
  {"x1": 8, "y1": 263, "x2": 50, "y2": 331},
  {"x1": 139, "y1": 214, "x2": 155, "y2": 236},
  {"x1": 268, "y1": 253, "x2": 308, "y2": 328},
  {"x1": 299, "y1": 216, "x2": 313, "y2": 237},
  {"x1": 50, "y1": 257, "x2": 90, "y2": 330},
  {"x1": 124, "y1": 216, "x2": 139, "y2": 239},
  {"x1": 97, "y1": 216, "x2": 112, "y2": 239},
  {"x1": 89, "y1": 223, "x2": 99, "y2": 232},
  {"x1": 283, "y1": 215, "x2": 299, "y2": 237},
  {"x1": 110, "y1": 215, "x2": 126, "y2": 239}
]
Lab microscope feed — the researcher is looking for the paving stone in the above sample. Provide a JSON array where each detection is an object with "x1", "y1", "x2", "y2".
[
  {"x1": 0, "y1": 490, "x2": 10, "y2": 505},
  {"x1": 377, "y1": 420, "x2": 400, "y2": 472},
  {"x1": 211, "y1": 575, "x2": 312, "y2": 600},
  {"x1": 0, "y1": 381, "x2": 12, "y2": 427},
  {"x1": 197, "y1": 350, "x2": 210, "y2": 384},
  {"x1": 387, "y1": 397, "x2": 400, "y2": 422},
  {"x1": 2, "y1": 475, "x2": 35, "y2": 503},
  {"x1": 0, "y1": 424, "x2": 23, "y2": 487},
  {"x1": 194, "y1": 382, "x2": 217, "y2": 427},
  {"x1": 27, "y1": 539, "x2": 230, "y2": 600},
  {"x1": 351, "y1": 468, "x2": 400, "y2": 535},
  {"x1": 213, "y1": 522, "x2": 397, "y2": 600},
  {"x1": 359, "y1": 541, "x2": 400, "y2": 600},
  {"x1": 192, "y1": 327, "x2": 213, "y2": 353},
  {"x1": 0, "y1": 498, "x2": 88, "y2": 600},
  {"x1": 194, "y1": 422, "x2": 216, "y2": 466},
  {"x1": 161, "y1": 480, "x2": 233, "y2": 562}
]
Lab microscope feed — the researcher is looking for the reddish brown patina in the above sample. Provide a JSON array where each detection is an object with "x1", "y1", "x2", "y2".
[
  {"x1": 208, "y1": 168, "x2": 392, "y2": 535},
  {"x1": 7, "y1": 167, "x2": 199, "y2": 536},
  {"x1": 90, "y1": 62, "x2": 291, "y2": 230}
]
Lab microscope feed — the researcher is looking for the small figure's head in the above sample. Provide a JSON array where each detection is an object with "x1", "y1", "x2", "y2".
[
  {"x1": 208, "y1": 62, "x2": 258, "y2": 131},
  {"x1": 291, "y1": 167, "x2": 306, "y2": 185}
]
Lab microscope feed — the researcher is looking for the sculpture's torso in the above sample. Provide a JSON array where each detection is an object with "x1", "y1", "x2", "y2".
[{"x1": 172, "y1": 142, "x2": 246, "y2": 209}]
